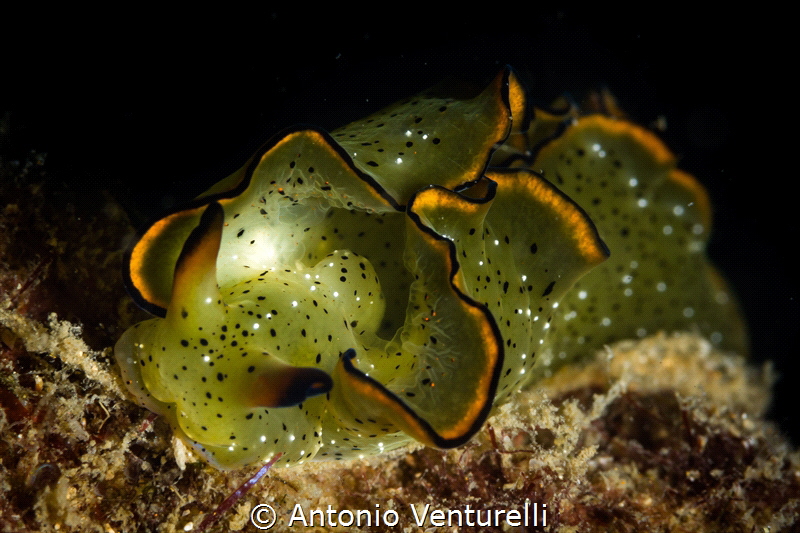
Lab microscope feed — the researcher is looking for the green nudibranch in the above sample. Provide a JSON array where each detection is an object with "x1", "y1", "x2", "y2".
[{"x1": 115, "y1": 67, "x2": 745, "y2": 470}]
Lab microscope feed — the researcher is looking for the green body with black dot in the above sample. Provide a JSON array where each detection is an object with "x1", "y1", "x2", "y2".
[{"x1": 116, "y1": 68, "x2": 745, "y2": 470}]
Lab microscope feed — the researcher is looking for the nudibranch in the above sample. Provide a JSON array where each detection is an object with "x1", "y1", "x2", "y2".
[{"x1": 115, "y1": 67, "x2": 745, "y2": 470}]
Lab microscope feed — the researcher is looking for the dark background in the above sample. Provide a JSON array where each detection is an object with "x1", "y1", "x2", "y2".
[{"x1": 3, "y1": 9, "x2": 795, "y2": 442}]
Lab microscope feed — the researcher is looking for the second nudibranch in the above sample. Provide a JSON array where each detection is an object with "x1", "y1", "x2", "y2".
[{"x1": 116, "y1": 67, "x2": 744, "y2": 469}]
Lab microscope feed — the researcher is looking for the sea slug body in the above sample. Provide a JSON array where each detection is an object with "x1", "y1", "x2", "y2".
[{"x1": 116, "y1": 67, "x2": 745, "y2": 469}]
